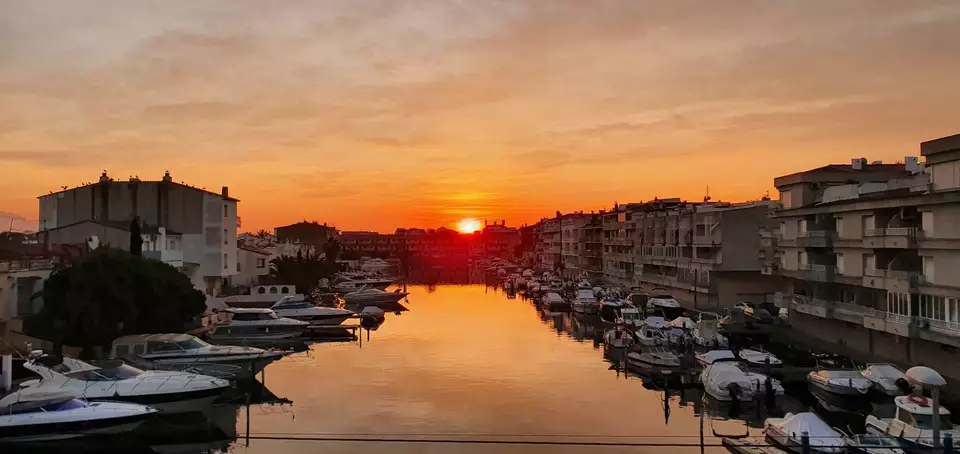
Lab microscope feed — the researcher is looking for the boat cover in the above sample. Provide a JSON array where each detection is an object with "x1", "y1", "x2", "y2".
[
  {"x1": 643, "y1": 316, "x2": 670, "y2": 329},
  {"x1": 671, "y1": 317, "x2": 696, "y2": 329},
  {"x1": 706, "y1": 363, "x2": 755, "y2": 389},
  {"x1": 864, "y1": 364, "x2": 905, "y2": 380},
  {"x1": 771, "y1": 412, "x2": 844, "y2": 449},
  {"x1": 698, "y1": 350, "x2": 736, "y2": 365}
]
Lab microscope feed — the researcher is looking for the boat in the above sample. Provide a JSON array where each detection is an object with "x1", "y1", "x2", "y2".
[
  {"x1": 209, "y1": 308, "x2": 310, "y2": 343},
  {"x1": 646, "y1": 291, "x2": 684, "y2": 319},
  {"x1": 522, "y1": 269, "x2": 534, "y2": 278},
  {"x1": 696, "y1": 349, "x2": 737, "y2": 368},
  {"x1": 634, "y1": 316, "x2": 671, "y2": 346},
  {"x1": 541, "y1": 292, "x2": 570, "y2": 312},
  {"x1": 2, "y1": 354, "x2": 230, "y2": 414},
  {"x1": 527, "y1": 280, "x2": 541, "y2": 294},
  {"x1": 603, "y1": 326, "x2": 635, "y2": 349},
  {"x1": 764, "y1": 412, "x2": 846, "y2": 453},
  {"x1": 270, "y1": 295, "x2": 355, "y2": 326},
  {"x1": 626, "y1": 289, "x2": 649, "y2": 310},
  {"x1": 720, "y1": 308, "x2": 775, "y2": 339},
  {"x1": 109, "y1": 333, "x2": 285, "y2": 379},
  {"x1": 342, "y1": 288, "x2": 408, "y2": 305},
  {"x1": 332, "y1": 275, "x2": 393, "y2": 292},
  {"x1": 696, "y1": 351, "x2": 785, "y2": 399},
  {"x1": 577, "y1": 279, "x2": 592, "y2": 290},
  {"x1": 359, "y1": 258, "x2": 393, "y2": 273},
  {"x1": 845, "y1": 434, "x2": 906, "y2": 454},
  {"x1": 625, "y1": 347, "x2": 681, "y2": 372},
  {"x1": 572, "y1": 289, "x2": 600, "y2": 314},
  {"x1": 692, "y1": 313, "x2": 728, "y2": 348},
  {"x1": 807, "y1": 356, "x2": 872, "y2": 397},
  {"x1": 548, "y1": 279, "x2": 564, "y2": 293},
  {"x1": 0, "y1": 392, "x2": 157, "y2": 442},
  {"x1": 865, "y1": 395, "x2": 960, "y2": 452},
  {"x1": 616, "y1": 307, "x2": 643, "y2": 327},
  {"x1": 861, "y1": 363, "x2": 912, "y2": 397},
  {"x1": 702, "y1": 363, "x2": 757, "y2": 402},
  {"x1": 738, "y1": 348, "x2": 783, "y2": 368},
  {"x1": 599, "y1": 297, "x2": 630, "y2": 322},
  {"x1": 359, "y1": 306, "x2": 385, "y2": 323}
]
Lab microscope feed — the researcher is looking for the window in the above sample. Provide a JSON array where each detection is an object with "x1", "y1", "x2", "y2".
[
  {"x1": 836, "y1": 219, "x2": 844, "y2": 238},
  {"x1": 147, "y1": 341, "x2": 182, "y2": 353},
  {"x1": 836, "y1": 253, "x2": 845, "y2": 275},
  {"x1": 257, "y1": 287, "x2": 266, "y2": 294},
  {"x1": 223, "y1": 204, "x2": 228, "y2": 218},
  {"x1": 115, "y1": 345, "x2": 130, "y2": 357},
  {"x1": 132, "y1": 344, "x2": 145, "y2": 355},
  {"x1": 799, "y1": 251, "x2": 807, "y2": 267},
  {"x1": 919, "y1": 294, "x2": 946, "y2": 321},
  {"x1": 887, "y1": 292, "x2": 911, "y2": 316},
  {"x1": 169, "y1": 240, "x2": 175, "y2": 250},
  {"x1": 269, "y1": 287, "x2": 278, "y2": 294},
  {"x1": 922, "y1": 211, "x2": 934, "y2": 236},
  {"x1": 923, "y1": 256, "x2": 934, "y2": 284},
  {"x1": 281, "y1": 286, "x2": 289, "y2": 294},
  {"x1": 223, "y1": 253, "x2": 228, "y2": 269},
  {"x1": 780, "y1": 253, "x2": 787, "y2": 269},
  {"x1": 257, "y1": 258, "x2": 266, "y2": 268},
  {"x1": 779, "y1": 221, "x2": 786, "y2": 237},
  {"x1": 223, "y1": 229, "x2": 228, "y2": 245}
]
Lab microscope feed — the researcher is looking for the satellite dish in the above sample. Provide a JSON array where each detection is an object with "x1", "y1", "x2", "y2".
[{"x1": 86, "y1": 236, "x2": 100, "y2": 250}]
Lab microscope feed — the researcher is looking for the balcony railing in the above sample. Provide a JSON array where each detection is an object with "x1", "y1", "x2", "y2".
[
  {"x1": 864, "y1": 227, "x2": 920, "y2": 237},
  {"x1": 798, "y1": 230, "x2": 834, "y2": 238},
  {"x1": 926, "y1": 318, "x2": 960, "y2": 334},
  {"x1": 886, "y1": 313, "x2": 912, "y2": 325}
]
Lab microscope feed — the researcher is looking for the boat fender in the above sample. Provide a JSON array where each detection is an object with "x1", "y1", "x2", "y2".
[{"x1": 908, "y1": 395, "x2": 929, "y2": 406}]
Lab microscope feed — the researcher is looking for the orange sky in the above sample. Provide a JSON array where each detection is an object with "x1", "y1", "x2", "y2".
[{"x1": 2, "y1": 1, "x2": 960, "y2": 233}]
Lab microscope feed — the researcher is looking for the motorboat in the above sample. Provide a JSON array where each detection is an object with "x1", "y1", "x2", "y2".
[
  {"x1": 692, "y1": 313, "x2": 728, "y2": 348},
  {"x1": 764, "y1": 412, "x2": 846, "y2": 453},
  {"x1": 646, "y1": 292, "x2": 684, "y2": 319},
  {"x1": 599, "y1": 297, "x2": 630, "y2": 322},
  {"x1": 720, "y1": 308, "x2": 775, "y2": 338},
  {"x1": 625, "y1": 347, "x2": 681, "y2": 372},
  {"x1": 109, "y1": 333, "x2": 284, "y2": 380},
  {"x1": 626, "y1": 289, "x2": 649, "y2": 309},
  {"x1": 865, "y1": 395, "x2": 960, "y2": 452},
  {"x1": 0, "y1": 392, "x2": 157, "y2": 442},
  {"x1": 696, "y1": 351, "x2": 785, "y2": 399},
  {"x1": 332, "y1": 275, "x2": 393, "y2": 292},
  {"x1": 663, "y1": 327, "x2": 689, "y2": 346},
  {"x1": 861, "y1": 363, "x2": 912, "y2": 397},
  {"x1": 696, "y1": 349, "x2": 737, "y2": 369},
  {"x1": 668, "y1": 317, "x2": 695, "y2": 344},
  {"x1": 702, "y1": 363, "x2": 757, "y2": 402},
  {"x1": 577, "y1": 279, "x2": 592, "y2": 290},
  {"x1": 738, "y1": 348, "x2": 783, "y2": 368},
  {"x1": 3, "y1": 354, "x2": 230, "y2": 414},
  {"x1": 808, "y1": 356, "x2": 872, "y2": 397},
  {"x1": 527, "y1": 280, "x2": 542, "y2": 294},
  {"x1": 541, "y1": 292, "x2": 570, "y2": 312},
  {"x1": 845, "y1": 434, "x2": 906, "y2": 454},
  {"x1": 360, "y1": 306, "x2": 385, "y2": 323},
  {"x1": 670, "y1": 316, "x2": 696, "y2": 330},
  {"x1": 603, "y1": 326, "x2": 635, "y2": 349},
  {"x1": 360, "y1": 258, "x2": 393, "y2": 273},
  {"x1": 572, "y1": 289, "x2": 600, "y2": 315},
  {"x1": 592, "y1": 287, "x2": 606, "y2": 299},
  {"x1": 634, "y1": 316, "x2": 670, "y2": 346},
  {"x1": 209, "y1": 308, "x2": 310, "y2": 343},
  {"x1": 342, "y1": 288, "x2": 408, "y2": 305},
  {"x1": 548, "y1": 279, "x2": 564, "y2": 293},
  {"x1": 616, "y1": 307, "x2": 643, "y2": 327},
  {"x1": 271, "y1": 295, "x2": 355, "y2": 326}
]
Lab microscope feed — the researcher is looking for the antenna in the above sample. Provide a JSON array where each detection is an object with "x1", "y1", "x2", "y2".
[{"x1": 703, "y1": 185, "x2": 711, "y2": 203}]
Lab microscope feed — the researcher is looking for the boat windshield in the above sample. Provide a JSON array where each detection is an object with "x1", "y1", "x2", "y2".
[
  {"x1": 910, "y1": 413, "x2": 954, "y2": 430},
  {"x1": 66, "y1": 363, "x2": 144, "y2": 381},
  {"x1": 176, "y1": 337, "x2": 210, "y2": 350}
]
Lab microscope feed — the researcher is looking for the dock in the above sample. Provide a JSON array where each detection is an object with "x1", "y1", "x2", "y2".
[{"x1": 722, "y1": 437, "x2": 788, "y2": 454}]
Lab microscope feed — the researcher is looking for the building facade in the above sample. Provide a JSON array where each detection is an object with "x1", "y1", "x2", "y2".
[
  {"x1": 235, "y1": 244, "x2": 271, "y2": 287},
  {"x1": 773, "y1": 133, "x2": 960, "y2": 382},
  {"x1": 37, "y1": 171, "x2": 238, "y2": 295}
]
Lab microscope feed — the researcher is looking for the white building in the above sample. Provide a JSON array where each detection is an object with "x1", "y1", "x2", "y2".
[{"x1": 235, "y1": 244, "x2": 271, "y2": 287}]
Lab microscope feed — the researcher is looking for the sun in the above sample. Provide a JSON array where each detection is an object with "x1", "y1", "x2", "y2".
[{"x1": 456, "y1": 218, "x2": 482, "y2": 234}]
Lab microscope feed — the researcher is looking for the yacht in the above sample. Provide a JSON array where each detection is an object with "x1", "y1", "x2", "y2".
[
  {"x1": 333, "y1": 275, "x2": 393, "y2": 292},
  {"x1": 807, "y1": 356, "x2": 872, "y2": 397},
  {"x1": 634, "y1": 316, "x2": 670, "y2": 346},
  {"x1": 765, "y1": 412, "x2": 847, "y2": 453},
  {"x1": 0, "y1": 392, "x2": 157, "y2": 442},
  {"x1": 342, "y1": 288, "x2": 408, "y2": 305},
  {"x1": 109, "y1": 333, "x2": 285, "y2": 379},
  {"x1": 697, "y1": 352, "x2": 785, "y2": 401},
  {"x1": 865, "y1": 395, "x2": 960, "y2": 452},
  {"x1": 359, "y1": 258, "x2": 392, "y2": 273},
  {"x1": 209, "y1": 308, "x2": 310, "y2": 343},
  {"x1": 527, "y1": 280, "x2": 541, "y2": 294},
  {"x1": 541, "y1": 292, "x2": 571, "y2": 312},
  {"x1": 737, "y1": 348, "x2": 783, "y2": 368},
  {"x1": 577, "y1": 279, "x2": 592, "y2": 290},
  {"x1": 702, "y1": 363, "x2": 757, "y2": 402},
  {"x1": 861, "y1": 363, "x2": 912, "y2": 397},
  {"x1": 271, "y1": 295, "x2": 355, "y2": 326},
  {"x1": 692, "y1": 313, "x2": 728, "y2": 348},
  {"x1": 599, "y1": 297, "x2": 630, "y2": 322},
  {"x1": 646, "y1": 291, "x2": 684, "y2": 319},
  {"x1": 625, "y1": 347, "x2": 681, "y2": 372},
  {"x1": 602, "y1": 326, "x2": 635, "y2": 349},
  {"x1": 696, "y1": 349, "x2": 738, "y2": 369},
  {"x1": 616, "y1": 307, "x2": 644, "y2": 327},
  {"x1": 572, "y1": 289, "x2": 600, "y2": 315},
  {"x1": 2, "y1": 354, "x2": 230, "y2": 414}
]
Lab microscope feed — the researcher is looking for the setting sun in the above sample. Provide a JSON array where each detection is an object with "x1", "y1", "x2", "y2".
[{"x1": 456, "y1": 218, "x2": 482, "y2": 234}]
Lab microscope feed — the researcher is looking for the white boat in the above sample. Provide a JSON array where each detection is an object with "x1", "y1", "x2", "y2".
[
  {"x1": 522, "y1": 269, "x2": 534, "y2": 278},
  {"x1": 342, "y1": 288, "x2": 408, "y2": 305},
  {"x1": 333, "y1": 276, "x2": 393, "y2": 292},
  {"x1": 2, "y1": 354, "x2": 230, "y2": 414},
  {"x1": 603, "y1": 327, "x2": 635, "y2": 349},
  {"x1": 527, "y1": 280, "x2": 541, "y2": 293},
  {"x1": 616, "y1": 307, "x2": 643, "y2": 327},
  {"x1": 738, "y1": 348, "x2": 783, "y2": 367},
  {"x1": 625, "y1": 347, "x2": 680, "y2": 372},
  {"x1": 599, "y1": 297, "x2": 630, "y2": 322},
  {"x1": 866, "y1": 395, "x2": 960, "y2": 452},
  {"x1": 548, "y1": 279, "x2": 564, "y2": 292},
  {"x1": 209, "y1": 308, "x2": 310, "y2": 343},
  {"x1": 764, "y1": 412, "x2": 846, "y2": 453},
  {"x1": 861, "y1": 363, "x2": 911, "y2": 397},
  {"x1": 577, "y1": 279, "x2": 592, "y2": 289},
  {"x1": 702, "y1": 363, "x2": 757, "y2": 402},
  {"x1": 541, "y1": 292, "x2": 570, "y2": 312},
  {"x1": 271, "y1": 295, "x2": 355, "y2": 326},
  {"x1": 692, "y1": 313, "x2": 728, "y2": 348},
  {"x1": 808, "y1": 359, "x2": 872, "y2": 397},
  {"x1": 634, "y1": 316, "x2": 670, "y2": 346},
  {"x1": 696, "y1": 349, "x2": 737, "y2": 369},
  {"x1": 572, "y1": 289, "x2": 600, "y2": 314},
  {"x1": 109, "y1": 333, "x2": 285, "y2": 379},
  {"x1": 845, "y1": 434, "x2": 906, "y2": 454},
  {"x1": 647, "y1": 292, "x2": 684, "y2": 319},
  {"x1": 359, "y1": 258, "x2": 392, "y2": 273},
  {"x1": 0, "y1": 392, "x2": 157, "y2": 442}
]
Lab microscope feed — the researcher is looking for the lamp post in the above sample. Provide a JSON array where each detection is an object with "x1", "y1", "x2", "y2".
[{"x1": 905, "y1": 366, "x2": 947, "y2": 449}]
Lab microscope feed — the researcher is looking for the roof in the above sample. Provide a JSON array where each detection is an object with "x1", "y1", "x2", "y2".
[
  {"x1": 112, "y1": 333, "x2": 194, "y2": 344},
  {"x1": 774, "y1": 163, "x2": 910, "y2": 188},
  {"x1": 237, "y1": 243, "x2": 270, "y2": 255},
  {"x1": 921, "y1": 133, "x2": 960, "y2": 156},
  {"x1": 39, "y1": 179, "x2": 239, "y2": 202},
  {"x1": 41, "y1": 219, "x2": 182, "y2": 235}
]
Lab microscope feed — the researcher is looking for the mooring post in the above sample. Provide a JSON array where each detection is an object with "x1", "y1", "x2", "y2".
[
  {"x1": 801, "y1": 431, "x2": 810, "y2": 454},
  {"x1": 944, "y1": 432, "x2": 953, "y2": 454},
  {"x1": 1, "y1": 355, "x2": 11, "y2": 392}
]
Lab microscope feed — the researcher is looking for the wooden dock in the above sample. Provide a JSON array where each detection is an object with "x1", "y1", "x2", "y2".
[{"x1": 722, "y1": 437, "x2": 788, "y2": 454}]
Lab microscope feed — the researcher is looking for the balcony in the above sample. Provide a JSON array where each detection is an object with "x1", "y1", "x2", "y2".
[
  {"x1": 797, "y1": 230, "x2": 835, "y2": 248},
  {"x1": 863, "y1": 227, "x2": 921, "y2": 249},
  {"x1": 789, "y1": 295, "x2": 832, "y2": 318},
  {"x1": 799, "y1": 263, "x2": 837, "y2": 282},
  {"x1": 862, "y1": 309, "x2": 915, "y2": 337},
  {"x1": 0, "y1": 258, "x2": 58, "y2": 272},
  {"x1": 862, "y1": 269, "x2": 923, "y2": 293}
]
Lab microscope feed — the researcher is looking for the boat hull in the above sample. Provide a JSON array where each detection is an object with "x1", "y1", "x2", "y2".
[
  {"x1": 148, "y1": 354, "x2": 282, "y2": 379},
  {"x1": 0, "y1": 414, "x2": 151, "y2": 443}
]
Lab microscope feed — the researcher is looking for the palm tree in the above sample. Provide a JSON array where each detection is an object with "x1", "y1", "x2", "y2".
[
  {"x1": 254, "y1": 229, "x2": 271, "y2": 239},
  {"x1": 268, "y1": 249, "x2": 336, "y2": 293}
]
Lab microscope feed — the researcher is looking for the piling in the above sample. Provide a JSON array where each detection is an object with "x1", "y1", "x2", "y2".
[
  {"x1": 800, "y1": 431, "x2": 810, "y2": 454},
  {"x1": 944, "y1": 433, "x2": 953, "y2": 454},
  {"x1": 1, "y1": 355, "x2": 11, "y2": 392}
]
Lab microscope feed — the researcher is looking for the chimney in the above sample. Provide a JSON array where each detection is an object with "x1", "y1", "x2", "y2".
[
  {"x1": 99, "y1": 171, "x2": 110, "y2": 183},
  {"x1": 852, "y1": 158, "x2": 867, "y2": 170},
  {"x1": 162, "y1": 171, "x2": 172, "y2": 182},
  {"x1": 221, "y1": 186, "x2": 229, "y2": 198}
]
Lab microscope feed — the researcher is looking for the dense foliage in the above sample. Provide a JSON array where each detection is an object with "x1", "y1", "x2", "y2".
[
  {"x1": 25, "y1": 250, "x2": 206, "y2": 358},
  {"x1": 268, "y1": 250, "x2": 338, "y2": 293}
]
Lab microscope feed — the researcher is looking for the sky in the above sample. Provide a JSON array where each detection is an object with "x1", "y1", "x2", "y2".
[{"x1": 2, "y1": 1, "x2": 960, "y2": 233}]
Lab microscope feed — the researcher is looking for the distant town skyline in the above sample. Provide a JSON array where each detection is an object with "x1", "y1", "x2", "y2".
[{"x1": 3, "y1": 1, "x2": 960, "y2": 232}]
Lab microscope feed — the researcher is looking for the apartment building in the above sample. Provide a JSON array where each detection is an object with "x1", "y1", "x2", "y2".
[
  {"x1": 560, "y1": 214, "x2": 591, "y2": 279},
  {"x1": 773, "y1": 133, "x2": 960, "y2": 381},
  {"x1": 579, "y1": 215, "x2": 604, "y2": 282},
  {"x1": 632, "y1": 198, "x2": 781, "y2": 308},
  {"x1": 601, "y1": 205, "x2": 637, "y2": 287},
  {"x1": 539, "y1": 217, "x2": 562, "y2": 270},
  {"x1": 37, "y1": 171, "x2": 238, "y2": 295},
  {"x1": 37, "y1": 220, "x2": 184, "y2": 269}
]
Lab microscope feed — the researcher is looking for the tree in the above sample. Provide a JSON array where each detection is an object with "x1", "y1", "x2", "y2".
[
  {"x1": 254, "y1": 229, "x2": 271, "y2": 239},
  {"x1": 268, "y1": 249, "x2": 337, "y2": 293},
  {"x1": 129, "y1": 217, "x2": 142, "y2": 257},
  {"x1": 25, "y1": 249, "x2": 206, "y2": 358},
  {"x1": 323, "y1": 239, "x2": 341, "y2": 262}
]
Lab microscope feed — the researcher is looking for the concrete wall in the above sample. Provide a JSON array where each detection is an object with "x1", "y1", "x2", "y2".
[
  {"x1": 719, "y1": 206, "x2": 766, "y2": 271},
  {"x1": 42, "y1": 222, "x2": 129, "y2": 249},
  {"x1": 235, "y1": 249, "x2": 269, "y2": 286},
  {"x1": 925, "y1": 203, "x2": 960, "y2": 239},
  {"x1": 835, "y1": 248, "x2": 865, "y2": 277}
]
